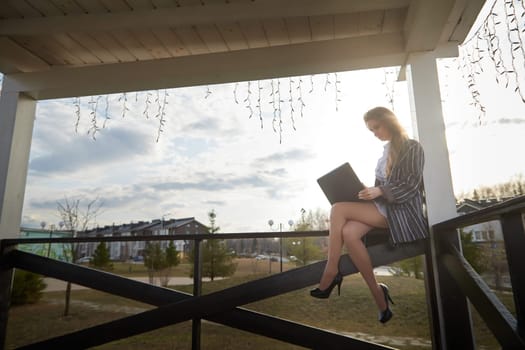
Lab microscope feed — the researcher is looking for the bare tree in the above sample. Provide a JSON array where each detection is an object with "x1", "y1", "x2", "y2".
[{"x1": 57, "y1": 196, "x2": 103, "y2": 316}]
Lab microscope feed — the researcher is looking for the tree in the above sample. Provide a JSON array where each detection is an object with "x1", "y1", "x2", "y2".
[
  {"x1": 393, "y1": 256, "x2": 424, "y2": 279},
  {"x1": 160, "y1": 241, "x2": 180, "y2": 286},
  {"x1": 190, "y1": 210, "x2": 236, "y2": 281},
  {"x1": 287, "y1": 208, "x2": 324, "y2": 266},
  {"x1": 460, "y1": 229, "x2": 487, "y2": 274},
  {"x1": 457, "y1": 174, "x2": 525, "y2": 201},
  {"x1": 91, "y1": 241, "x2": 113, "y2": 270},
  {"x1": 143, "y1": 242, "x2": 165, "y2": 284},
  {"x1": 143, "y1": 240, "x2": 180, "y2": 286},
  {"x1": 56, "y1": 196, "x2": 103, "y2": 316},
  {"x1": 11, "y1": 270, "x2": 47, "y2": 305}
]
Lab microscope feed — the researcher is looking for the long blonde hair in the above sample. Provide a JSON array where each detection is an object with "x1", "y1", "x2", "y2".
[{"x1": 363, "y1": 107, "x2": 408, "y2": 176}]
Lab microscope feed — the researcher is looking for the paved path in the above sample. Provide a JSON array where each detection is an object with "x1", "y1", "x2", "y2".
[
  {"x1": 43, "y1": 266, "x2": 391, "y2": 292},
  {"x1": 43, "y1": 276, "x2": 202, "y2": 292}
]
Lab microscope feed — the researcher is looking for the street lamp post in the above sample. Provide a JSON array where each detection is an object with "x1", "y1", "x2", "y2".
[{"x1": 268, "y1": 219, "x2": 294, "y2": 272}]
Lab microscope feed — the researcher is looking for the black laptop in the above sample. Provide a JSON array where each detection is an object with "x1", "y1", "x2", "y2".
[{"x1": 317, "y1": 162, "x2": 365, "y2": 204}]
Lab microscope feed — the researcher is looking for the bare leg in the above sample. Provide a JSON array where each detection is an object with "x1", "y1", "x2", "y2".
[
  {"x1": 342, "y1": 220, "x2": 387, "y2": 311},
  {"x1": 318, "y1": 202, "x2": 387, "y2": 290}
]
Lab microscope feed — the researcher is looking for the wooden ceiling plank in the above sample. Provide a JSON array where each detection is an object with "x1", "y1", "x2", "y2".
[
  {"x1": 52, "y1": 33, "x2": 102, "y2": 64},
  {"x1": 19, "y1": 35, "x2": 81, "y2": 65},
  {"x1": 49, "y1": 0, "x2": 87, "y2": 15},
  {"x1": 403, "y1": 0, "x2": 457, "y2": 51},
  {"x1": 238, "y1": 20, "x2": 268, "y2": 49},
  {"x1": 151, "y1": 27, "x2": 190, "y2": 56},
  {"x1": 43, "y1": 36, "x2": 85, "y2": 65},
  {"x1": 177, "y1": 0, "x2": 202, "y2": 6},
  {"x1": 98, "y1": 0, "x2": 131, "y2": 12},
  {"x1": 285, "y1": 17, "x2": 310, "y2": 44},
  {"x1": 358, "y1": 10, "x2": 383, "y2": 36},
  {"x1": 68, "y1": 32, "x2": 119, "y2": 63},
  {"x1": 173, "y1": 26, "x2": 209, "y2": 55},
  {"x1": 0, "y1": 0, "x2": 412, "y2": 35},
  {"x1": 215, "y1": 22, "x2": 248, "y2": 51},
  {"x1": 26, "y1": 0, "x2": 64, "y2": 16},
  {"x1": 0, "y1": 3, "x2": 24, "y2": 19},
  {"x1": 125, "y1": 0, "x2": 156, "y2": 11},
  {"x1": 262, "y1": 18, "x2": 289, "y2": 47},
  {"x1": 94, "y1": 32, "x2": 137, "y2": 62},
  {"x1": 334, "y1": 13, "x2": 360, "y2": 39},
  {"x1": 382, "y1": 8, "x2": 406, "y2": 34},
  {"x1": 6, "y1": 32, "x2": 407, "y2": 100},
  {"x1": 0, "y1": 37, "x2": 50, "y2": 73},
  {"x1": 195, "y1": 24, "x2": 229, "y2": 53},
  {"x1": 6, "y1": 0, "x2": 43, "y2": 18},
  {"x1": 110, "y1": 29, "x2": 155, "y2": 60},
  {"x1": 11, "y1": 36, "x2": 62, "y2": 66},
  {"x1": 132, "y1": 29, "x2": 172, "y2": 59},
  {"x1": 309, "y1": 14, "x2": 334, "y2": 41},
  {"x1": 73, "y1": 0, "x2": 109, "y2": 13},
  {"x1": 150, "y1": 0, "x2": 178, "y2": 9},
  {"x1": 448, "y1": 0, "x2": 485, "y2": 43}
]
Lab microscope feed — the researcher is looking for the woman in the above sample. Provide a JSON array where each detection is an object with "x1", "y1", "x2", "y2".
[{"x1": 310, "y1": 106, "x2": 429, "y2": 324}]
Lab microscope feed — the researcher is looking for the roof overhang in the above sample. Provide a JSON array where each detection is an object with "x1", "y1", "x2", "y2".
[{"x1": 0, "y1": 0, "x2": 486, "y2": 100}]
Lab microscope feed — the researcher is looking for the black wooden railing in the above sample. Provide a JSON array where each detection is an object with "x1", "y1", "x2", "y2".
[
  {"x1": 1, "y1": 195, "x2": 524, "y2": 349},
  {"x1": 429, "y1": 195, "x2": 525, "y2": 349}
]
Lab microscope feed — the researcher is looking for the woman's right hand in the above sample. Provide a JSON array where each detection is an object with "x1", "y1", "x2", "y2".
[{"x1": 358, "y1": 187, "x2": 383, "y2": 200}]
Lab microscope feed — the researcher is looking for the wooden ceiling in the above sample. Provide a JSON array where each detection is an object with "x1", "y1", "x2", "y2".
[{"x1": 0, "y1": 0, "x2": 485, "y2": 100}]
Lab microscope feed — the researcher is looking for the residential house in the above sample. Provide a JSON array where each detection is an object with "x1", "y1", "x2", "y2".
[
  {"x1": 456, "y1": 198, "x2": 504, "y2": 242},
  {"x1": 77, "y1": 217, "x2": 208, "y2": 261}
]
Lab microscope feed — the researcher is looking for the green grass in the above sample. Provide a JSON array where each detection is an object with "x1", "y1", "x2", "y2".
[
  {"x1": 94, "y1": 261, "x2": 193, "y2": 277},
  {"x1": 6, "y1": 260, "x2": 516, "y2": 349}
]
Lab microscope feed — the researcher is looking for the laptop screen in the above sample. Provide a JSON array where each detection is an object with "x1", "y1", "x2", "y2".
[{"x1": 317, "y1": 163, "x2": 365, "y2": 204}]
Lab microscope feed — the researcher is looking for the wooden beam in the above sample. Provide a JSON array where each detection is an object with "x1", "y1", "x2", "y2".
[
  {"x1": 5, "y1": 33, "x2": 406, "y2": 100},
  {"x1": 449, "y1": 0, "x2": 487, "y2": 43},
  {"x1": 12, "y1": 240, "x2": 424, "y2": 348},
  {"x1": 4, "y1": 249, "x2": 391, "y2": 350},
  {"x1": 501, "y1": 212, "x2": 525, "y2": 339},
  {"x1": 0, "y1": 0, "x2": 410, "y2": 36},
  {"x1": 0, "y1": 37, "x2": 50, "y2": 73},
  {"x1": 441, "y1": 248, "x2": 525, "y2": 348},
  {"x1": 403, "y1": 0, "x2": 457, "y2": 51}
]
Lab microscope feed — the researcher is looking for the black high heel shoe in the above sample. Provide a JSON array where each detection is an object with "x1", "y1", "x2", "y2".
[
  {"x1": 310, "y1": 272, "x2": 343, "y2": 299},
  {"x1": 378, "y1": 283, "x2": 394, "y2": 324}
]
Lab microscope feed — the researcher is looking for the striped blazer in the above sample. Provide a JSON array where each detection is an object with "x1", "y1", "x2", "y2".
[{"x1": 375, "y1": 139, "x2": 429, "y2": 245}]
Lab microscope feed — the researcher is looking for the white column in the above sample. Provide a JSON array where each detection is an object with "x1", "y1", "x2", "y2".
[
  {"x1": 0, "y1": 77, "x2": 37, "y2": 238},
  {"x1": 406, "y1": 51, "x2": 457, "y2": 225}
]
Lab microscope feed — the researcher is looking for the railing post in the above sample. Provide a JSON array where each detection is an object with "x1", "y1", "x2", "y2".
[
  {"x1": 192, "y1": 238, "x2": 202, "y2": 350},
  {"x1": 422, "y1": 236, "x2": 444, "y2": 350},
  {"x1": 500, "y1": 212, "x2": 525, "y2": 339},
  {"x1": 432, "y1": 228, "x2": 475, "y2": 349},
  {"x1": 0, "y1": 244, "x2": 15, "y2": 350}
]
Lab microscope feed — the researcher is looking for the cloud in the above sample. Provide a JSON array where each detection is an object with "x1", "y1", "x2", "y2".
[
  {"x1": 182, "y1": 117, "x2": 220, "y2": 132},
  {"x1": 261, "y1": 168, "x2": 287, "y2": 177},
  {"x1": 253, "y1": 148, "x2": 316, "y2": 165},
  {"x1": 202, "y1": 200, "x2": 226, "y2": 206},
  {"x1": 150, "y1": 173, "x2": 271, "y2": 192},
  {"x1": 29, "y1": 126, "x2": 153, "y2": 175},
  {"x1": 497, "y1": 117, "x2": 525, "y2": 124}
]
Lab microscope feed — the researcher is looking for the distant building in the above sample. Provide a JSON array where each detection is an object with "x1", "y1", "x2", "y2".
[
  {"x1": 77, "y1": 217, "x2": 208, "y2": 261},
  {"x1": 18, "y1": 228, "x2": 74, "y2": 261},
  {"x1": 456, "y1": 198, "x2": 511, "y2": 242}
]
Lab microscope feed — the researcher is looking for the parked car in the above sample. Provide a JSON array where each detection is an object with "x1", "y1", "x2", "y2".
[
  {"x1": 132, "y1": 256, "x2": 144, "y2": 263},
  {"x1": 76, "y1": 256, "x2": 92, "y2": 264}
]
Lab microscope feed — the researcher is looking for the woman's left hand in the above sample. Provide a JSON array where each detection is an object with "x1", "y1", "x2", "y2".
[{"x1": 358, "y1": 187, "x2": 383, "y2": 200}]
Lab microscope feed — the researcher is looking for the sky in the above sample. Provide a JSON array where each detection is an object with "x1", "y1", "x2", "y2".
[{"x1": 5, "y1": 1, "x2": 525, "y2": 233}]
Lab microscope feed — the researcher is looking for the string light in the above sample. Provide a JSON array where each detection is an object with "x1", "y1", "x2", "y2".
[
  {"x1": 71, "y1": 73, "x2": 350, "y2": 143},
  {"x1": 460, "y1": 0, "x2": 525, "y2": 121}
]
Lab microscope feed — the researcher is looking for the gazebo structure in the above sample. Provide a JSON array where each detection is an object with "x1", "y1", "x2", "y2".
[{"x1": 1, "y1": 1, "x2": 524, "y2": 349}]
